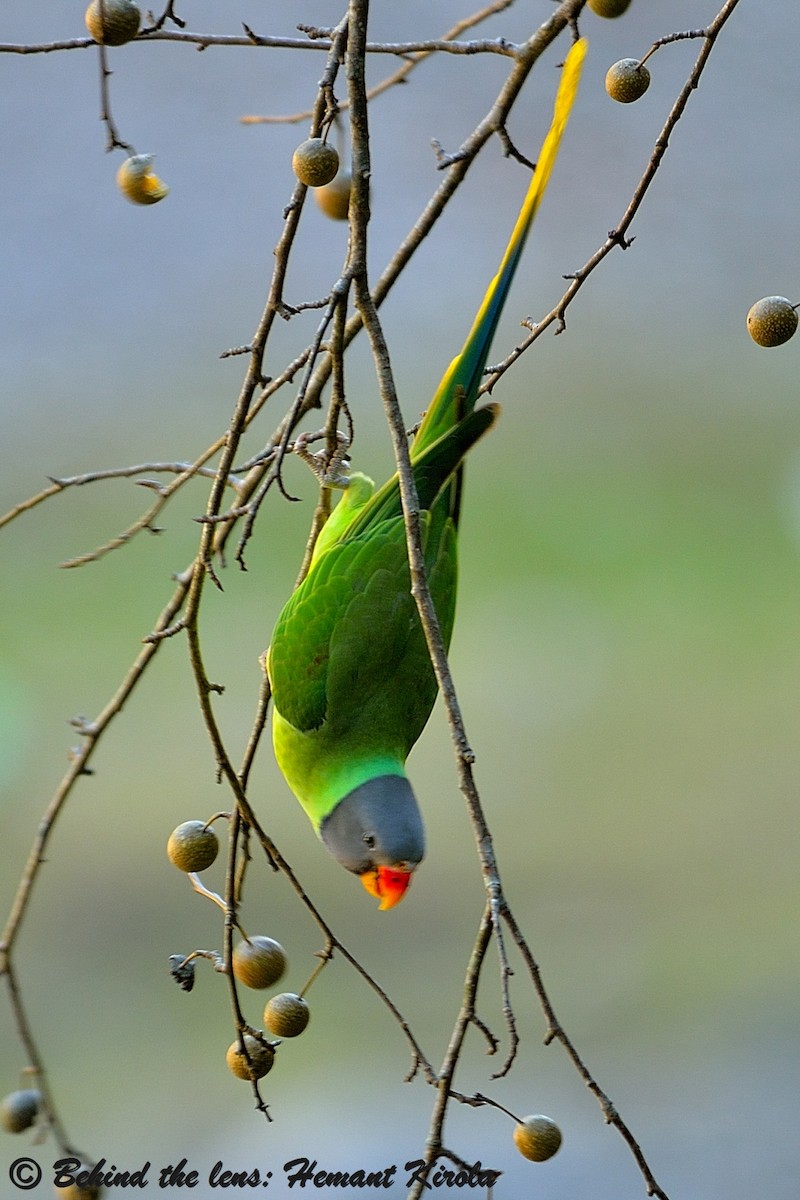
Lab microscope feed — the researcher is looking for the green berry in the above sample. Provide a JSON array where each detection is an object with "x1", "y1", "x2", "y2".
[
  {"x1": 226, "y1": 1034, "x2": 275, "y2": 1081},
  {"x1": 84, "y1": 0, "x2": 140, "y2": 45},
  {"x1": 605, "y1": 59, "x2": 650, "y2": 104},
  {"x1": 746, "y1": 296, "x2": 798, "y2": 347},
  {"x1": 166, "y1": 820, "x2": 219, "y2": 873},
  {"x1": 588, "y1": 0, "x2": 632, "y2": 16},
  {"x1": 264, "y1": 992, "x2": 310, "y2": 1037},
  {"x1": 513, "y1": 1114, "x2": 563, "y2": 1162},
  {"x1": 292, "y1": 138, "x2": 340, "y2": 187},
  {"x1": 0, "y1": 1088, "x2": 40, "y2": 1133},
  {"x1": 232, "y1": 936, "x2": 287, "y2": 990}
]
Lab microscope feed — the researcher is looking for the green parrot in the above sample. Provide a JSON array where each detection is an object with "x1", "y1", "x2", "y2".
[{"x1": 266, "y1": 39, "x2": 586, "y2": 908}]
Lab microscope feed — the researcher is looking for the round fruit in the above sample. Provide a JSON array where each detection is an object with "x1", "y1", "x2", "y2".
[
  {"x1": 85, "y1": 0, "x2": 141, "y2": 46},
  {"x1": 292, "y1": 138, "x2": 340, "y2": 188},
  {"x1": 264, "y1": 992, "x2": 310, "y2": 1037},
  {"x1": 513, "y1": 1114, "x2": 563, "y2": 1162},
  {"x1": 116, "y1": 154, "x2": 169, "y2": 206},
  {"x1": 605, "y1": 59, "x2": 650, "y2": 104},
  {"x1": 232, "y1": 936, "x2": 287, "y2": 989},
  {"x1": 167, "y1": 820, "x2": 219, "y2": 872},
  {"x1": 0, "y1": 1088, "x2": 40, "y2": 1133},
  {"x1": 315, "y1": 173, "x2": 352, "y2": 221},
  {"x1": 588, "y1": 0, "x2": 632, "y2": 16},
  {"x1": 226, "y1": 1034, "x2": 275, "y2": 1081},
  {"x1": 56, "y1": 1165, "x2": 103, "y2": 1199},
  {"x1": 746, "y1": 296, "x2": 799, "y2": 347}
]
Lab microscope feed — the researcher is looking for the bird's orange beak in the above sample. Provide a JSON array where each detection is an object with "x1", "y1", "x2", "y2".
[{"x1": 360, "y1": 865, "x2": 414, "y2": 910}]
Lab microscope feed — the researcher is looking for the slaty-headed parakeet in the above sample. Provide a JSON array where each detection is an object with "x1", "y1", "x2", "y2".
[{"x1": 266, "y1": 39, "x2": 585, "y2": 908}]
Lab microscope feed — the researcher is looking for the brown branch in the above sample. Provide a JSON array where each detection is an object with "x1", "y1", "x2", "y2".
[
  {"x1": 0, "y1": 31, "x2": 516, "y2": 57},
  {"x1": 96, "y1": 38, "x2": 135, "y2": 154},
  {"x1": 241, "y1": 0, "x2": 519, "y2": 125}
]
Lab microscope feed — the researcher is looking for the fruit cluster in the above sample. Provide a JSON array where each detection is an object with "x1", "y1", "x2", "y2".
[{"x1": 167, "y1": 819, "x2": 311, "y2": 1088}]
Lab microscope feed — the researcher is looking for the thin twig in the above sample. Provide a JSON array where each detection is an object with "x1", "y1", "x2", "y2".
[
  {"x1": 0, "y1": 32, "x2": 517, "y2": 57},
  {"x1": 241, "y1": 0, "x2": 518, "y2": 125},
  {"x1": 96, "y1": 36, "x2": 135, "y2": 153}
]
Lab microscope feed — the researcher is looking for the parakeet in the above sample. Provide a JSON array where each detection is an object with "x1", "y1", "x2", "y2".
[{"x1": 266, "y1": 39, "x2": 586, "y2": 908}]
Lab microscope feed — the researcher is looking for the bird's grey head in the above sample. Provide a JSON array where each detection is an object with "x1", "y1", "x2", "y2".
[{"x1": 320, "y1": 775, "x2": 425, "y2": 908}]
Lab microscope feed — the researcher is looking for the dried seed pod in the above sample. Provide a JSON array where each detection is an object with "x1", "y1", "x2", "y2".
[{"x1": 168, "y1": 954, "x2": 196, "y2": 992}]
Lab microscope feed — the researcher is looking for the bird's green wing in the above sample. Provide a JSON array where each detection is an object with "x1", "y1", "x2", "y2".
[
  {"x1": 343, "y1": 403, "x2": 499, "y2": 542},
  {"x1": 324, "y1": 516, "x2": 442, "y2": 744},
  {"x1": 268, "y1": 522, "x2": 412, "y2": 734},
  {"x1": 268, "y1": 411, "x2": 495, "y2": 737}
]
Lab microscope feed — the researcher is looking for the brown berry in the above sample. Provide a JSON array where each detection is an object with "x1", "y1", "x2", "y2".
[
  {"x1": 232, "y1": 936, "x2": 287, "y2": 989},
  {"x1": 166, "y1": 820, "x2": 219, "y2": 872},
  {"x1": 264, "y1": 992, "x2": 310, "y2": 1037},
  {"x1": 53, "y1": 1163, "x2": 103, "y2": 1199},
  {"x1": 605, "y1": 59, "x2": 650, "y2": 104},
  {"x1": 315, "y1": 173, "x2": 352, "y2": 221},
  {"x1": 588, "y1": 0, "x2": 632, "y2": 16},
  {"x1": 292, "y1": 138, "x2": 340, "y2": 187},
  {"x1": 0, "y1": 1088, "x2": 40, "y2": 1133},
  {"x1": 85, "y1": 0, "x2": 141, "y2": 46},
  {"x1": 226, "y1": 1034, "x2": 275, "y2": 1081},
  {"x1": 513, "y1": 1114, "x2": 563, "y2": 1162},
  {"x1": 746, "y1": 296, "x2": 799, "y2": 347}
]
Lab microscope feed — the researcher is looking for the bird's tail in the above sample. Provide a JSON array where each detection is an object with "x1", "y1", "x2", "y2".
[{"x1": 410, "y1": 37, "x2": 586, "y2": 460}]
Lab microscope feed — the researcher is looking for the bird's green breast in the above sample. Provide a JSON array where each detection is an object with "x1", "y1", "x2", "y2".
[
  {"x1": 268, "y1": 507, "x2": 458, "y2": 829},
  {"x1": 272, "y1": 708, "x2": 407, "y2": 830}
]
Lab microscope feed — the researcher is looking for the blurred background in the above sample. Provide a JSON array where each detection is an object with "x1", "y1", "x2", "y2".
[{"x1": 1, "y1": 2, "x2": 798, "y2": 1196}]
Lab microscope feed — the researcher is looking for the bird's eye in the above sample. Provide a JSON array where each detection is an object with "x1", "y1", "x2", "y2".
[{"x1": 362, "y1": 833, "x2": 376, "y2": 849}]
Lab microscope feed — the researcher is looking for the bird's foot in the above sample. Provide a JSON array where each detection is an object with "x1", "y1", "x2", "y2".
[{"x1": 293, "y1": 429, "x2": 351, "y2": 489}]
